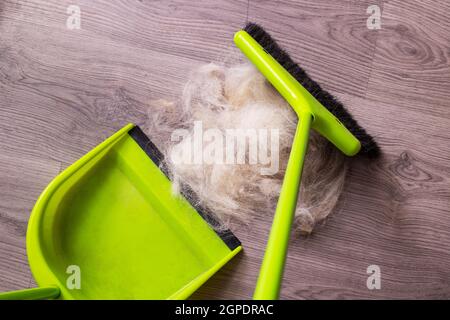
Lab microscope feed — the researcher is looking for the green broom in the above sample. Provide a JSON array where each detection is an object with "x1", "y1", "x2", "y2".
[{"x1": 234, "y1": 23, "x2": 379, "y2": 300}]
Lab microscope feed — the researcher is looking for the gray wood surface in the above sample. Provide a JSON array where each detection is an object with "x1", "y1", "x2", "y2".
[{"x1": 1, "y1": 0, "x2": 449, "y2": 299}]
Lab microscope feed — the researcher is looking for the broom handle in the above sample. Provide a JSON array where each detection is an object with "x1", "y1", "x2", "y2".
[
  {"x1": 0, "y1": 286, "x2": 60, "y2": 300},
  {"x1": 253, "y1": 113, "x2": 312, "y2": 300}
]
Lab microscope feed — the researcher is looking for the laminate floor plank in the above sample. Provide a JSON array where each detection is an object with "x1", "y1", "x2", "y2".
[{"x1": 1, "y1": 0, "x2": 449, "y2": 299}]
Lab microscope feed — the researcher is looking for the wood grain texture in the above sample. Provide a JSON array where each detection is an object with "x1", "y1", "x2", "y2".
[
  {"x1": 365, "y1": 0, "x2": 450, "y2": 119},
  {"x1": 247, "y1": 0, "x2": 385, "y2": 98},
  {"x1": 1, "y1": 0, "x2": 450, "y2": 299},
  {"x1": 0, "y1": 153, "x2": 60, "y2": 291}
]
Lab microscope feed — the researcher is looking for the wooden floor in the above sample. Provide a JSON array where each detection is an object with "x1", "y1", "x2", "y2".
[{"x1": 1, "y1": 0, "x2": 449, "y2": 299}]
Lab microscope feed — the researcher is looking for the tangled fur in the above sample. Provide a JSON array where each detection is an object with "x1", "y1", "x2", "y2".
[{"x1": 144, "y1": 63, "x2": 347, "y2": 233}]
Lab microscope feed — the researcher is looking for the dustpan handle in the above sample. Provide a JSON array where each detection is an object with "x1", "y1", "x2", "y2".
[
  {"x1": 0, "y1": 286, "x2": 60, "y2": 300},
  {"x1": 253, "y1": 113, "x2": 312, "y2": 300}
]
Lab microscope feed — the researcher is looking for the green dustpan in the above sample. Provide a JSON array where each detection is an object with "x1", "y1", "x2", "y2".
[{"x1": 0, "y1": 124, "x2": 241, "y2": 300}]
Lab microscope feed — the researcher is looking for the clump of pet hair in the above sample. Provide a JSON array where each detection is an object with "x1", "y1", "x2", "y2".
[{"x1": 144, "y1": 63, "x2": 347, "y2": 233}]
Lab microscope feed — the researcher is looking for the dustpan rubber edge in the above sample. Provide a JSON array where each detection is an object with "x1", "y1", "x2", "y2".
[{"x1": 128, "y1": 125, "x2": 241, "y2": 251}]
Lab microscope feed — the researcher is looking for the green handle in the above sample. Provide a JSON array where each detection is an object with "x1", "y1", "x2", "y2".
[
  {"x1": 234, "y1": 30, "x2": 361, "y2": 156},
  {"x1": 253, "y1": 114, "x2": 312, "y2": 300},
  {"x1": 0, "y1": 286, "x2": 60, "y2": 300}
]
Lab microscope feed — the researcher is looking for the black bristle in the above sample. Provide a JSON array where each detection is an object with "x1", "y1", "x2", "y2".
[{"x1": 244, "y1": 22, "x2": 380, "y2": 158}]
